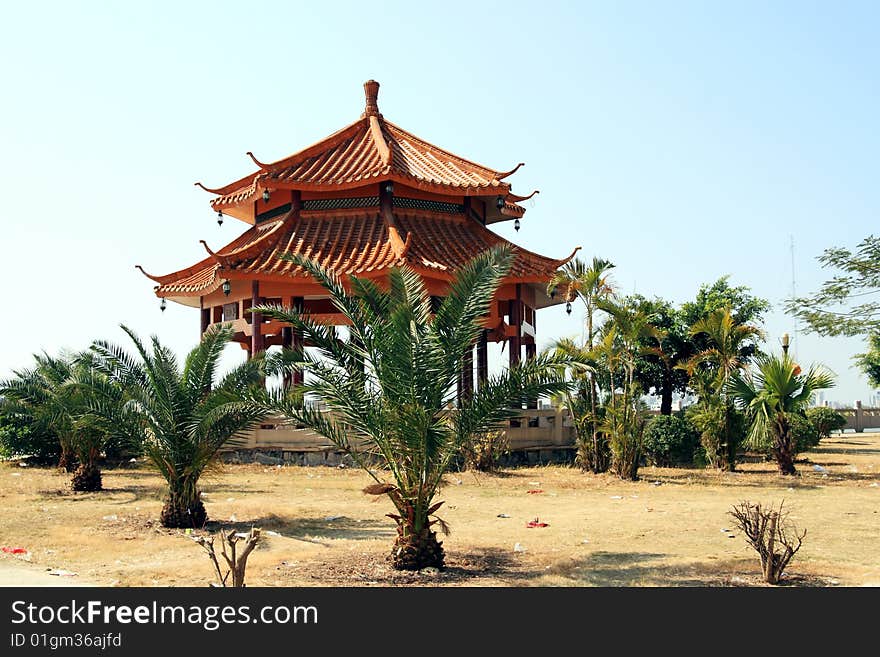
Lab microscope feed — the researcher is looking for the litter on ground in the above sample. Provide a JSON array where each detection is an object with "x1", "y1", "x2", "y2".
[
  {"x1": 527, "y1": 518, "x2": 549, "y2": 528},
  {"x1": 527, "y1": 489, "x2": 544, "y2": 494}
]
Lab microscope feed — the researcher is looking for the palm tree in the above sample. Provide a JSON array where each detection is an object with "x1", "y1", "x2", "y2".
[
  {"x1": 684, "y1": 308, "x2": 764, "y2": 387},
  {"x1": 728, "y1": 353, "x2": 835, "y2": 475},
  {"x1": 84, "y1": 324, "x2": 284, "y2": 527},
  {"x1": 682, "y1": 307, "x2": 763, "y2": 470},
  {"x1": 258, "y1": 246, "x2": 569, "y2": 570},
  {"x1": 597, "y1": 300, "x2": 658, "y2": 480},
  {"x1": 548, "y1": 257, "x2": 615, "y2": 470},
  {"x1": 547, "y1": 337, "x2": 609, "y2": 472},
  {"x1": 0, "y1": 353, "x2": 110, "y2": 490}
]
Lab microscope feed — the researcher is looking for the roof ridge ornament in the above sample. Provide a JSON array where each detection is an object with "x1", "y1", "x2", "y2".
[
  {"x1": 246, "y1": 151, "x2": 272, "y2": 170},
  {"x1": 135, "y1": 265, "x2": 164, "y2": 283},
  {"x1": 199, "y1": 240, "x2": 229, "y2": 266},
  {"x1": 194, "y1": 181, "x2": 225, "y2": 194},
  {"x1": 362, "y1": 79, "x2": 382, "y2": 118},
  {"x1": 496, "y1": 162, "x2": 525, "y2": 181}
]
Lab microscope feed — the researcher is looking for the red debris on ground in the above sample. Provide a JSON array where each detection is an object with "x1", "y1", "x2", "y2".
[
  {"x1": 1, "y1": 547, "x2": 28, "y2": 555},
  {"x1": 526, "y1": 518, "x2": 549, "y2": 528},
  {"x1": 526, "y1": 489, "x2": 544, "y2": 494}
]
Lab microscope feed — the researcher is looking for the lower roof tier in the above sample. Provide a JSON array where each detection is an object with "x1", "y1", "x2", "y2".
[{"x1": 139, "y1": 208, "x2": 579, "y2": 306}]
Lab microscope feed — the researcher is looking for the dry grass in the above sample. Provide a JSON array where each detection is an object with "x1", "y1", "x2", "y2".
[{"x1": 1, "y1": 433, "x2": 878, "y2": 587}]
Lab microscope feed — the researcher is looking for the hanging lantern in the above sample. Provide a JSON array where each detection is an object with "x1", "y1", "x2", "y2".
[
  {"x1": 514, "y1": 218, "x2": 521, "y2": 232},
  {"x1": 566, "y1": 301, "x2": 572, "y2": 315},
  {"x1": 262, "y1": 189, "x2": 270, "y2": 203},
  {"x1": 550, "y1": 287, "x2": 556, "y2": 300},
  {"x1": 495, "y1": 195, "x2": 505, "y2": 210},
  {"x1": 217, "y1": 211, "x2": 223, "y2": 227},
  {"x1": 222, "y1": 279, "x2": 231, "y2": 296},
  {"x1": 160, "y1": 298, "x2": 167, "y2": 312},
  {"x1": 384, "y1": 181, "x2": 394, "y2": 194}
]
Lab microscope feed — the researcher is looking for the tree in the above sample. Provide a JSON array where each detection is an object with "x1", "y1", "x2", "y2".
[
  {"x1": 681, "y1": 276, "x2": 771, "y2": 328},
  {"x1": 784, "y1": 235, "x2": 879, "y2": 337},
  {"x1": 548, "y1": 257, "x2": 615, "y2": 463},
  {"x1": 854, "y1": 332, "x2": 880, "y2": 389},
  {"x1": 627, "y1": 295, "x2": 691, "y2": 415},
  {"x1": 728, "y1": 353, "x2": 835, "y2": 475},
  {"x1": 0, "y1": 352, "x2": 112, "y2": 490},
  {"x1": 681, "y1": 308, "x2": 763, "y2": 470},
  {"x1": 259, "y1": 246, "x2": 568, "y2": 570},
  {"x1": 85, "y1": 325, "x2": 283, "y2": 527}
]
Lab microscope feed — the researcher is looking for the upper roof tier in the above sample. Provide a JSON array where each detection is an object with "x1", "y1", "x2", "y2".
[{"x1": 197, "y1": 80, "x2": 534, "y2": 224}]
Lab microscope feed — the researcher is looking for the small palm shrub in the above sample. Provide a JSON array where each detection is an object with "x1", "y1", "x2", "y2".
[
  {"x1": 642, "y1": 414, "x2": 700, "y2": 466},
  {"x1": 603, "y1": 387, "x2": 648, "y2": 480},
  {"x1": 686, "y1": 395, "x2": 746, "y2": 471}
]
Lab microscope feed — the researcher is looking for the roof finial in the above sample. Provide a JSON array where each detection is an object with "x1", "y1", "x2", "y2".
[{"x1": 362, "y1": 79, "x2": 381, "y2": 118}]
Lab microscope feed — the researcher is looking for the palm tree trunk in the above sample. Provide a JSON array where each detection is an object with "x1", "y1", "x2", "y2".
[
  {"x1": 773, "y1": 414, "x2": 797, "y2": 475},
  {"x1": 71, "y1": 448, "x2": 102, "y2": 492},
  {"x1": 58, "y1": 439, "x2": 77, "y2": 473},
  {"x1": 390, "y1": 523, "x2": 445, "y2": 570},
  {"x1": 160, "y1": 481, "x2": 207, "y2": 528}
]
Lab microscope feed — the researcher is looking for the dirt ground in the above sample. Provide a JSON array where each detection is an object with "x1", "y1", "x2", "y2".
[{"x1": 1, "y1": 433, "x2": 878, "y2": 587}]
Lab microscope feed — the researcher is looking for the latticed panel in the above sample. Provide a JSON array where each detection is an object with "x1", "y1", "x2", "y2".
[
  {"x1": 302, "y1": 196, "x2": 380, "y2": 211},
  {"x1": 393, "y1": 197, "x2": 464, "y2": 214}
]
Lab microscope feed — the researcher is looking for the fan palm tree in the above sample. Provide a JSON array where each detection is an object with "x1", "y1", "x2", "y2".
[
  {"x1": 728, "y1": 353, "x2": 835, "y2": 475},
  {"x1": 84, "y1": 324, "x2": 286, "y2": 527},
  {"x1": 548, "y1": 257, "x2": 615, "y2": 470},
  {"x1": 257, "y1": 246, "x2": 569, "y2": 570},
  {"x1": 0, "y1": 353, "x2": 110, "y2": 490},
  {"x1": 682, "y1": 307, "x2": 763, "y2": 470}
]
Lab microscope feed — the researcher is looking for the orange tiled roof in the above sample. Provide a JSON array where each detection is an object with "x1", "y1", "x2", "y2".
[
  {"x1": 198, "y1": 81, "x2": 531, "y2": 218},
  {"x1": 144, "y1": 209, "x2": 578, "y2": 298}
]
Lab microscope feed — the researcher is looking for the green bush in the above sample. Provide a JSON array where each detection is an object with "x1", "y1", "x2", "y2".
[
  {"x1": 642, "y1": 414, "x2": 701, "y2": 466},
  {"x1": 789, "y1": 412, "x2": 820, "y2": 452},
  {"x1": 806, "y1": 407, "x2": 847, "y2": 441},
  {"x1": 0, "y1": 411, "x2": 60, "y2": 461}
]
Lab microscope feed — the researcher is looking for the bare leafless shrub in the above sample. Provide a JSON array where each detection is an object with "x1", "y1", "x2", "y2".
[
  {"x1": 193, "y1": 527, "x2": 261, "y2": 587},
  {"x1": 729, "y1": 500, "x2": 806, "y2": 584}
]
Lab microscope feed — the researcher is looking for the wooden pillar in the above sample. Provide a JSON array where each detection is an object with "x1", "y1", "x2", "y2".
[
  {"x1": 508, "y1": 285, "x2": 522, "y2": 368},
  {"x1": 292, "y1": 296, "x2": 304, "y2": 386},
  {"x1": 251, "y1": 280, "x2": 263, "y2": 357},
  {"x1": 508, "y1": 285, "x2": 523, "y2": 426},
  {"x1": 525, "y1": 343, "x2": 537, "y2": 409},
  {"x1": 477, "y1": 329, "x2": 489, "y2": 390},
  {"x1": 457, "y1": 345, "x2": 474, "y2": 406},
  {"x1": 463, "y1": 346, "x2": 474, "y2": 398},
  {"x1": 200, "y1": 297, "x2": 210, "y2": 337},
  {"x1": 281, "y1": 326, "x2": 293, "y2": 389}
]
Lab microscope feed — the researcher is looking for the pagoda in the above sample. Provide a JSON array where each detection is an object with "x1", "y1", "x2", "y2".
[{"x1": 138, "y1": 80, "x2": 578, "y2": 396}]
